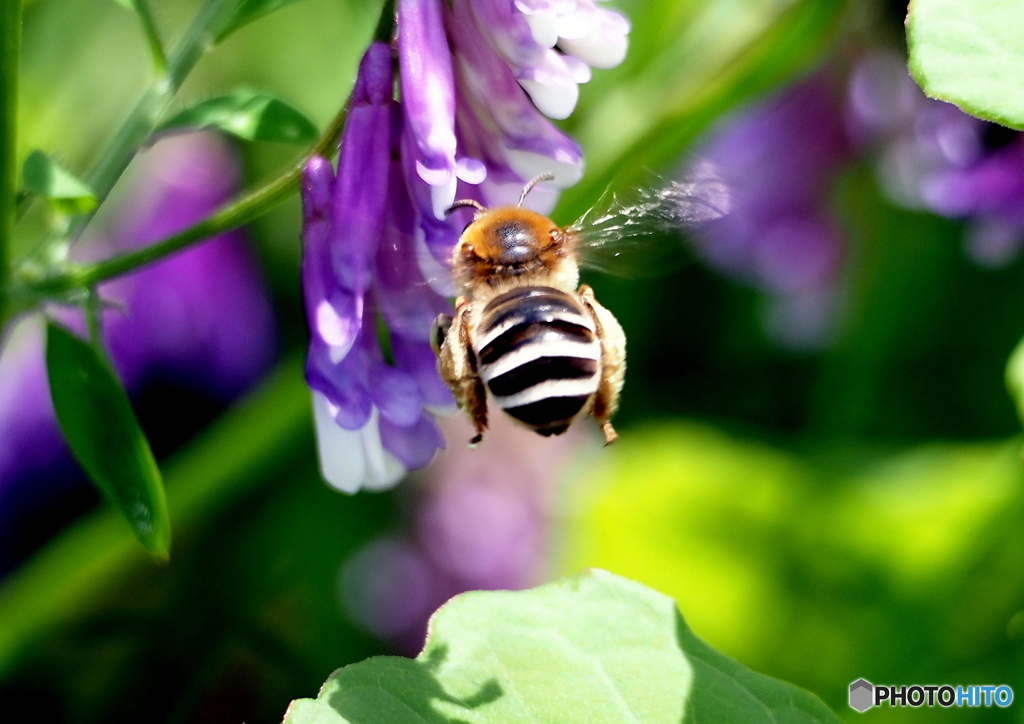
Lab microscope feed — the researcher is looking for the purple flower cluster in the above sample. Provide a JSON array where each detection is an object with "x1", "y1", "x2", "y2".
[
  {"x1": 0, "y1": 132, "x2": 276, "y2": 573},
  {"x1": 686, "y1": 49, "x2": 1024, "y2": 348},
  {"x1": 303, "y1": 0, "x2": 629, "y2": 493},
  {"x1": 338, "y1": 414, "x2": 587, "y2": 654},
  {"x1": 688, "y1": 76, "x2": 853, "y2": 349},
  {"x1": 850, "y1": 50, "x2": 1024, "y2": 268}
]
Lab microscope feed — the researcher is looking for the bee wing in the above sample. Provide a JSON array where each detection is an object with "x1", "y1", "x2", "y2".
[{"x1": 569, "y1": 161, "x2": 730, "y2": 277}]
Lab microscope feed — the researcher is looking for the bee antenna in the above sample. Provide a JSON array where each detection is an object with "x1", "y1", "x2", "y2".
[
  {"x1": 446, "y1": 199, "x2": 487, "y2": 215},
  {"x1": 518, "y1": 173, "x2": 555, "y2": 206}
]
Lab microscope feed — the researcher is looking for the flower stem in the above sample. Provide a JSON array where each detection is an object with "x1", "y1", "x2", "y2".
[
  {"x1": 65, "y1": 0, "x2": 227, "y2": 244},
  {"x1": 8, "y1": 0, "x2": 394, "y2": 306},
  {"x1": 0, "y1": 0, "x2": 22, "y2": 333},
  {"x1": 374, "y1": 0, "x2": 397, "y2": 43},
  {"x1": 16, "y1": 100, "x2": 350, "y2": 300}
]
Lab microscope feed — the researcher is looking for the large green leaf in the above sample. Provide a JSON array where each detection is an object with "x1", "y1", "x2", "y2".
[
  {"x1": 284, "y1": 570, "x2": 840, "y2": 724},
  {"x1": 158, "y1": 90, "x2": 318, "y2": 144},
  {"x1": 45, "y1": 320, "x2": 170, "y2": 557},
  {"x1": 907, "y1": 0, "x2": 1024, "y2": 128},
  {"x1": 22, "y1": 150, "x2": 98, "y2": 215}
]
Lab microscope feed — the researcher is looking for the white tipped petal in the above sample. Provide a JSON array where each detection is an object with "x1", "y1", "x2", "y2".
[
  {"x1": 559, "y1": 34, "x2": 628, "y2": 69},
  {"x1": 430, "y1": 174, "x2": 459, "y2": 220},
  {"x1": 561, "y1": 54, "x2": 592, "y2": 83},
  {"x1": 455, "y1": 156, "x2": 487, "y2": 184},
  {"x1": 313, "y1": 391, "x2": 365, "y2": 493},
  {"x1": 481, "y1": 176, "x2": 559, "y2": 214},
  {"x1": 313, "y1": 394, "x2": 406, "y2": 493},
  {"x1": 358, "y1": 407, "x2": 407, "y2": 491},
  {"x1": 315, "y1": 300, "x2": 358, "y2": 357},
  {"x1": 523, "y1": 12, "x2": 559, "y2": 48},
  {"x1": 505, "y1": 147, "x2": 584, "y2": 188},
  {"x1": 554, "y1": 8, "x2": 597, "y2": 40},
  {"x1": 518, "y1": 78, "x2": 578, "y2": 119},
  {"x1": 415, "y1": 160, "x2": 452, "y2": 187}
]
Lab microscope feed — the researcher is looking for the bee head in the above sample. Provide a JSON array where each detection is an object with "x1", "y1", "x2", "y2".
[
  {"x1": 446, "y1": 175, "x2": 577, "y2": 290},
  {"x1": 452, "y1": 207, "x2": 566, "y2": 283}
]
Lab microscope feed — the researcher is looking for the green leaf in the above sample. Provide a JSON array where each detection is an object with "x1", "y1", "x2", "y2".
[
  {"x1": 22, "y1": 150, "x2": 98, "y2": 215},
  {"x1": 284, "y1": 570, "x2": 840, "y2": 724},
  {"x1": 907, "y1": 0, "x2": 1024, "y2": 128},
  {"x1": 45, "y1": 320, "x2": 170, "y2": 558},
  {"x1": 561, "y1": 423, "x2": 1024, "y2": 709},
  {"x1": 212, "y1": 0, "x2": 309, "y2": 43},
  {"x1": 158, "y1": 90, "x2": 318, "y2": 144}
]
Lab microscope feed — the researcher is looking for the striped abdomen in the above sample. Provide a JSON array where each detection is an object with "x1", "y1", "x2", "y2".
[{"x1": 473, "y1": 286, "x2": 600, "y2": 436}]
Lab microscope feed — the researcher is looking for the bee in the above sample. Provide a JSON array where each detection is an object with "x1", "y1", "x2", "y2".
[{"x1": 430, "y1": 165, "x2": 729, "y2": 446}]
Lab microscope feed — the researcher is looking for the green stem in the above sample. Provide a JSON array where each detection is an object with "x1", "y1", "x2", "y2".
[
  {"x1": 131, "y1": 0, "x2": 169, "y2": 77},
  {"x1": 17, "y1": 100, "x2": 350, "y2": 300},
  {"x1": 9, "y1": 0, "x2": 393, "y2": 305},
  {"x1": 374, "y1": 0, "x2": 397, "y2": 43},
  {"x1": 0, "y1": 0, "x2": 21, "y2": 333},
  {"x1": 65, "y1": 0, "x2": 226, "y2": 244}
]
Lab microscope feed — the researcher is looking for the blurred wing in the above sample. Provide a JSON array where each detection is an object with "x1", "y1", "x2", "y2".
[{"x1": 569, "y1": 162, "x2": 730, "y2": 277}]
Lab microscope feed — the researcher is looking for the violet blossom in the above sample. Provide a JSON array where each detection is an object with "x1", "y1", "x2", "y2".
[
  {"x1": 0, "y1": 132, "x2": 276, "y2": 575},
  {"x1": 687, "y1": 75, "x2": 854, "y2": 349},
  {"x1": 849, "y1": 49, "x2": 1024, "y2": 268},
  {"x1": 303, "y1": 1, "x2": 629, "y2": 493}
]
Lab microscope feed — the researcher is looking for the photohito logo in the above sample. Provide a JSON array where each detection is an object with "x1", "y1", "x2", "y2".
[{"x1": 849, "y1": 679, "x2": 1013, "y2": 712}]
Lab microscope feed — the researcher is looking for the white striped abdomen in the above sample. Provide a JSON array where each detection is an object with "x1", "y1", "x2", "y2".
[{"x1": 473, "y1": 287, "x2": 601, "y2": 436}]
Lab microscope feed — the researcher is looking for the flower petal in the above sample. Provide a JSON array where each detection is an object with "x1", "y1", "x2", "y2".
[
  {"x1": 399, "y1": 0, "x2": 461, "y2": 187},
  {"x1": 379, "y1": 412, "x2": 446, "y2": 470},
  {"x1": 369, "y1": 360, "x2": 423, "y2": 427},
  {"x1": 392, "y1": 333, "x2": 455, "y2": 410},
  {"x1": 313, "y1": 396, "x2": 405, "y2": 493}
]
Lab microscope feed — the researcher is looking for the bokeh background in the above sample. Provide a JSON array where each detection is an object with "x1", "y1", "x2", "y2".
[{"x1": 2, "y1": 0, "x2": 1024, "y2": 722}]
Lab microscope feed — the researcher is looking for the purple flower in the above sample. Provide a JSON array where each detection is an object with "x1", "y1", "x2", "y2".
[
  {"x1": 688, "y1": 75, "x2": 852, "y2": 349},
  {"x1": 303, "y1": 44, "x2": 450, "y2": 493},
  {"x1": 304, "y1": 2, "x2": 629, "y2": 493},
  {"x1": 466, "y1": 0, "x2": 629, "y2": 119},
  {"x1": 0, "y1": 132, "x2": 276, "y2": 573},
  {"x1": 849, "y1": 49, "x2": 1024, "y2": 267}
]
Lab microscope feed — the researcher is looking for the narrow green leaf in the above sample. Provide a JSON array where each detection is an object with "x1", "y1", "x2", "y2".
[
  {"x1": 159, "y1": 90, "x2": 318, "y2": 144},
  {"x1": 907, "y1": 0, "x2": 1024, "y2": 128},
  {"x1": 22, "y1": 150, "x2": 98, "y2": 216},
  {"x1": 213, "y1": 0, "x2": 309, "y2": 43},
  {"x1": 45, "y1": 320, "x2": 170, "y2": 557},
  {"x1": 285, "y1": 570, "x2": 840, "y2": 724}
]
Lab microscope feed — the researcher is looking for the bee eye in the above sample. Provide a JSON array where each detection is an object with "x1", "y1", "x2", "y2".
[{"x1": 430, "y1": 314, "x2": 453, "y2": 356}]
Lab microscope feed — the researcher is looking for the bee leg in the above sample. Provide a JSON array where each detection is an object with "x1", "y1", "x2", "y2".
[
  {"x1": 577, "y1": 284, "x2": 625, "y2": 446},
  {"x1": 437, "y1": 298, "x2": 489, "y2": 446},
  {"x1": 462, "y1": 376, "x2": 488, "y2": 447}
]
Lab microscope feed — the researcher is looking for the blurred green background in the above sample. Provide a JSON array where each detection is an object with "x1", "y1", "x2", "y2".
[{"x1": 3, "y1": 0, "x2": 1024, "y2": 722}]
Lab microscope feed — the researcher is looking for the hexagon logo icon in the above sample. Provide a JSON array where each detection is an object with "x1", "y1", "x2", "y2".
[{"x1": 849, "y1": 679, "x2": 874, "y2": 712}]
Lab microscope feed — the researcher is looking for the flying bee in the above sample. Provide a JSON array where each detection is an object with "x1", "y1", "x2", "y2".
[{"x1": 430, "y1": 164, "x2": 729, "y2": 446}]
